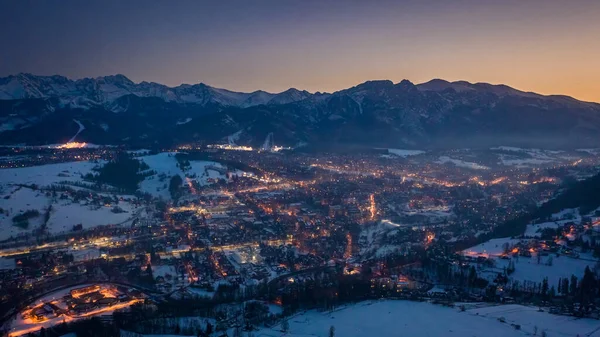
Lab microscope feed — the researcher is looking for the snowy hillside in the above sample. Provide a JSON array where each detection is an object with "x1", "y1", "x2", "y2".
[
  {"x1": 0, "y1": 160, "x2": 146, "y2": 240},
  {"x1": 137, "y1": 152, "x2": 237, "y2": 200},
  {"x1": 2, "y1": 74, "x2": 600, "y2": 148},
  {"x1": 261, "y1": 300, "x2": 600, "y2": 337},
  {"x1": 0, "y1": 152, "x2": 238, "y2": 240},
  {"x1": 463, "y1": 204, "x2": 600, "y2": 288}
]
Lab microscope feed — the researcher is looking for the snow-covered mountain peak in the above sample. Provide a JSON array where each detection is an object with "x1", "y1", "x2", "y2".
[
  {"x1": 0, "y1": 74, "x2": 313, "y2": 108},
  {"x1": 95, "y1": 74, "x2": 135, "y2": 85}
]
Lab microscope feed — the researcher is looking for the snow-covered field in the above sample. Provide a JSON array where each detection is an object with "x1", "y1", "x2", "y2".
[
  {"x1": 490, "y1": 146, "x2": 588, "y2": 167},
  {"x1": 118, "y1": 300, "x2": 600, "y2": 337},
  {"x1": 0, "y1": 161, "x2": 114, "y2": 240},
  {"x1": 464, "y1": 237, "x2": 598, "y2": 286},
  {"x1": 0, "y1": 160, "x2": 100, "y2": 186},
  {"x1": 436, "y1": 156, "x2": 490, "y2": 170},
  {"x1": 386, "y1": 148, "x2": 425, "y2": 157},
  {"x1": 0, "y1": 152, "x2": 238, "y2": 239},
  {"x1": 464, "y1": 238, "x2": 522, "y2": 257},
  {"x1": 0, "y1": 185, "x2": 139, "y2": 240},
  {"x1": 138, "y1": 152, "x2": 232, "y2": 199},
  {"x1": 359, "y1": 221, "x2": 416, "y2": 259},
  {"x1": 258, "y1": 300, "x2": 600, "y2": 337},
  {"x1": 495, "y1": 252, "x2": 592, "y2": 287},
  {"x1": 525, "y1": 219, "x2": 574, "y2": 238}
]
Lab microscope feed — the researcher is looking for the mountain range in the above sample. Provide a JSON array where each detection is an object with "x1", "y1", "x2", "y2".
[{"x1": 1, "y1": 73, "x2": 599, "y2": 149}]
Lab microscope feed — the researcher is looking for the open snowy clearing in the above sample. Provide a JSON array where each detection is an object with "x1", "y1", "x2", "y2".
[
  {"x1": 138, "y1": 152, "x2": 232, "y2": 199},
  {"x1": 436, "y1": 156, "x2": 490, "y2": 170},
  {"x1": 0, "y1": 160, "x2": 100, "y2": 187},
  {"x1": 464, "y1": 237, "x2": 598, "y2": 286},
  {"x1": 490, "y1": 146, "x2": 592, "y2": 167},
  {"x1": 259, "y1": 300, "x2": 600, "y2": 337},
  {"x1": 0, "y1": 152, "x2": 234, "y2": 239},
  {"x1": 119, "y1": 300, "x2": 600, "y2": 337},
  {"x1": 0, "y1": 159, "x2": 144, "y2": 240},
  {"x1": 386, "y1": 148, "x2": 425, "y2": 157},
  {"x1": 0, "y1": 185, "x2": 139, "y2": 240}
]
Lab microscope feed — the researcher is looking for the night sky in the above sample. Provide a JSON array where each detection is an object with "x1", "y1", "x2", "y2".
[{"x1": 1, "y1": 0, "x2": 599, "y2": 102}]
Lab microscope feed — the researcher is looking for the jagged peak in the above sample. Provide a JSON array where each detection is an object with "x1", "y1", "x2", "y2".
[
  {"x1": 418, "y1": 79, "x2": 473, "y2": 92},
  {"x1": 348, "y1": 80, "x2": 394, "y2": 92},
  {"x1": 395, "y1": 79, "x2": 416, "y2": 90},
  {"x1": 452, "y1": 80, "x2": 472, "y2": 86},
  {"x1": 249, "y1": 89, "x2": 271, "y2": 95},
  {"x1": 14, "y1": 72, "x2": 37, "y2": 78},
  {"x1": 94, "y1": 74, "x2": 135, "y2": 87},
  {"x1": 0, "y1": 73, "x2": 597, "y2": 107},
  {"x1": 278, "y1": 88, "x2": 311, "y2": 95},
  {"x1": 419, "y1": 78, "x2": 451, "y2": 87}
]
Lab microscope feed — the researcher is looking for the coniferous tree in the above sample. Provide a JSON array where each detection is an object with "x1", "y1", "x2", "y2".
[
  {"x1": 561, "y1": 278, "x2": 570, "y2": 296},
  {"x1": 570, "y1": 275, "x2": 578, "y2": 295},
  {"x1": 281, "y1": 319, "x2": 289, "y2": 333},
  {"x1": 541, "y1": 278, "x2": 549, "y2": 297}
]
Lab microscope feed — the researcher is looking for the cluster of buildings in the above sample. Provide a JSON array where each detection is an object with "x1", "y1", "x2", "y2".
[
  {"x1": 23, "y1": 284, "x2": 143, "y2": 322},
  {"x1": 2, "y1": 145, "x2": 600, "y2": 332}
]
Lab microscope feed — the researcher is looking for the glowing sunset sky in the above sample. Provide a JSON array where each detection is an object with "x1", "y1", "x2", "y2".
[{"x1": 1, "y1": 0, "x2": 599, "y2": 102}]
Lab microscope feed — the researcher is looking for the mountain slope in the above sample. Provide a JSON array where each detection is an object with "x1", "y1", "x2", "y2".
[
  {"x1": 1, "y1": 74, "x2": 599, "y2": 148},
  {"x1": 0, "y1": 73, "x2": 312, "y2": 109}
]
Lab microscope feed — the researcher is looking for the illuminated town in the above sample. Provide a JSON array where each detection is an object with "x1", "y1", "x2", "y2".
[
  {"x1": 1, "y1": 142, "x2": 600, "y2": 336},
  {"x1": 2, "y1": 0, "x2": 600, "y2": 334}
]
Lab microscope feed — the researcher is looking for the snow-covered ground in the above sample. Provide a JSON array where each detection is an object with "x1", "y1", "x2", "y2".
[
  {"x1": 359, "y1": 221, "x2": 415, "y2": 259},
  {"x1": 436, "y1": 156, "x2": 490, "y2": 170},
  {"x1": 0, "y1": 160, "x2": 100, "y2": 186},
  {"x1": 46, "y1": 201, "x2": 135, "y2": 233},
  {"x1": 491, "y1": 146, "x2": 580, "y2": 167},
  {"x1": 386, "y1": 149, "x2": 425, "y2": 157},
  {"x1": 118, "y1": 300, "x2": 600, "y2": 337},
  {"x1": 0, "y1": 160, "x2": 143, "y2": 240},
  {"x1": 0, "y1": 152, "x2": 237, "y2": 239},
  {"x1": 578, "y1": 148, "x2": 600, "y2": 155},
  {"x1": 500, "y1": 157, "x2": 554, "y2": 167},
  {"x1": 259, "y1": 300, "x2": 600, "y2": 337},
  {"x1": 0, "y1": 185, "x2": 138, "y2": 240},
  {"x1": 499, "y1": 253, "x2": 593, "y2": 287},
  {"x1": 175, "y1": 118, "x2": 192, "y2": 125},
  {"x1": 525, "y1": 219, "x2": 575, "y2": 238},
  {"x1": 138, "y1": 152, "x2": 232, "y2": 199},
  {"x1": 464, "y1": 236, "x2": 598, "y2": 286},
  {"x1": 464, "y1": 238, "x2": 522, "y2": 257},
  {"x1": 67, "y1": 119, "x2": 85, "y2": 143}
]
